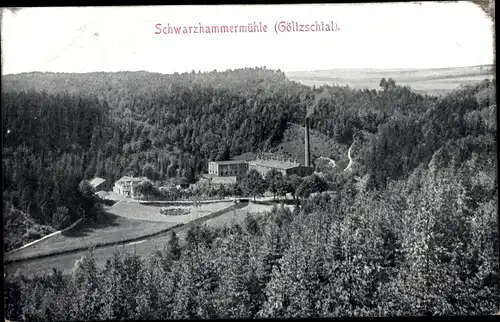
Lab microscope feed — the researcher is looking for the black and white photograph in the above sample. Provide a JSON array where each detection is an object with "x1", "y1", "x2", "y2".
[{"x1": 2, "y1": 2, "x2": 498, "y2": 320}]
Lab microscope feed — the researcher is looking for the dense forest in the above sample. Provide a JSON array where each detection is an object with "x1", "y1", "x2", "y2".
[{"x1": 3, "y1": 68, "x2": 498, "y2": 318}]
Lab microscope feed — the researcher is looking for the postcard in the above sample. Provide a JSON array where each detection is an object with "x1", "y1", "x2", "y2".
[{"x1": 2, "y1": 3, "x2": 497, "y2": 320}]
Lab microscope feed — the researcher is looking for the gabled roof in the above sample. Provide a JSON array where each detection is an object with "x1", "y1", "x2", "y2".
[
  {"x1": 115, "y1": 176, "x2": 149, "y2": 185},
  {"x1": 209, "y1": 160, "x2": 248, "y2": 165},
  {"x1": 89, "y1": 177, "x2": 106, "y2": 188},
  {"x1": 248, "y1": 159, "x2": 301, "y2": 170}
]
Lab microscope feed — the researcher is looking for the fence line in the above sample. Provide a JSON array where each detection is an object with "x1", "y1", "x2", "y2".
[
  {"x1": 5, "y1": 202, "x2": 250, "y2": 264},
  {"x1": 5, "y1": 218, "x2": 84, "y2": 255},
  {"x1": 4, "y1": 222, "x2": 183, "y2": 264}
]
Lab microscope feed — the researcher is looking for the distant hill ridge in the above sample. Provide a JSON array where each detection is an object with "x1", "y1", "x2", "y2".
[
  {"x1": 286, "y1": 64, "x2": 494, "y2": 75},
  {"x1": 4, "y1": 64, "x2": 494, "y2": 80},
  {"x1": 285, "y1": 64, "x2": 494, "y2": 95}
]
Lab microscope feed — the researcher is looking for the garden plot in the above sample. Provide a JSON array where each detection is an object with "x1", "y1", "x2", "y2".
[{"x1": 106, "y1": 200, "x2": 234, "y2": 224}]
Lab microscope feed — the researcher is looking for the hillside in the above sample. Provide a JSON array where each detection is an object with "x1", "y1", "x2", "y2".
[
  {"x1": 4, "y1": 202, "x2": 56, "y2": 252},
  {"x1": 233, "y1": 123, "x2": 348, "y2": 166},
  {"x1": 2, "y1": 68, "x2": 310, "y2": 251},
  {"x1": 2, "y1": 69, "x2": 298, "y2": 98},
  {"x1": 286, "y1": 64, "x2": 495, "y2": 96},
  {"x1": 270, "y1": 122, "x2": 349, "y2": 165}
]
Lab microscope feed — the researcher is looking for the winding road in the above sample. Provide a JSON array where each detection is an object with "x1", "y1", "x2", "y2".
[{"x1": 344, "y1": 142, "x2": 355, "y2": 172}]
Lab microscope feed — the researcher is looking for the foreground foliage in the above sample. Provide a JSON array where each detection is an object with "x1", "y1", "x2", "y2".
[{"x1": 4, "y1": 158, "x2": 498, "y2": 319}]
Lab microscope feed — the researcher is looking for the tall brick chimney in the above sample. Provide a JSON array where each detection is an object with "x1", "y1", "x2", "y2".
[{"x1": 305, "y1": 117, "x2": 311, "y2": 167}]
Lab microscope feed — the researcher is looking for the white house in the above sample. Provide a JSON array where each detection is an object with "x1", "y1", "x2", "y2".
[{"x1": 113, "y1": 176, "x2": 149, "y2": 198}]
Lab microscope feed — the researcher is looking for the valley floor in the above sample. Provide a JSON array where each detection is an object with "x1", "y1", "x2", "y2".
[{"x1": 4, "y1": 200, "x2": 281, "y2": 278}]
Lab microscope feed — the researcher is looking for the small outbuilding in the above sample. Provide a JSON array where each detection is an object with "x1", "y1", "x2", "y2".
[{"x1": 89, "y1": 177, "x2": 112, "y2": 192}]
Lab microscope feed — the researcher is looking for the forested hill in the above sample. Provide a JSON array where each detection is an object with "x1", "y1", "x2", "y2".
[
  {"x1": 3, "y1": 69, "x2": 297, "y2": 99},
  {"x1": 2, "y1": 68, "x2": 496, "y2": 252},
  {"x1": 3, "y1": 68, "x2": 451, "y2": 186},
  {"x1": 2, "y1": 68, "x2": 307, "y2": 251}
]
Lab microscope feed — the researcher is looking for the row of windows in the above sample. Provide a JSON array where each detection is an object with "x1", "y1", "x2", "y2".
[
  {"x1": 209, "y1": 163, "x2": 248, "y2": 176},
  {"x1": 208, "y1": 163, "x2": 313, "y2": 178}
]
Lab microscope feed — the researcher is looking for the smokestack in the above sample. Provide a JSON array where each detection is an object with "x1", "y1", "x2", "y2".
[{"x1": 305, "y1": 117, "x2": 311, "y2": 167}]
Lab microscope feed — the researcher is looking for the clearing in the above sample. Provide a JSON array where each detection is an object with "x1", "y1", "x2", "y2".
[
  {"x1": 4, "y1": 210, "x2": 178, "y2": 262},
  {"x1": 5, "y1": 200, "x2": 236, "y2": 263},
  {"x1": 4, "y1": 201, "x2": 288, "y2": 277},
  {"x1": 105, "y1": 200, "x2": 234, "y2": 224}
]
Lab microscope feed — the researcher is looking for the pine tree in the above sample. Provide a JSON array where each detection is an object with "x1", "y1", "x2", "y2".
[{"x1": 167, "y1": 230, "x2": 181, "y2": 262}]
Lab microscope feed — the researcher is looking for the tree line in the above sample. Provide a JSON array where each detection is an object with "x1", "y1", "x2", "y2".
[{"x1": 134, "y1": 168, "x2": 328, "y2": 203}]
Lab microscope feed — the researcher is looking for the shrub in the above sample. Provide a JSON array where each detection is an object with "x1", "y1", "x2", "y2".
[{"x1": 159, "y1": 208, "x2": 190, "y2": 216}]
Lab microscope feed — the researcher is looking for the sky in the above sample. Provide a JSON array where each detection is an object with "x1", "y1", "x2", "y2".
[{"x1": 1, "y1": 2, "x2": 495, "y2": 75}]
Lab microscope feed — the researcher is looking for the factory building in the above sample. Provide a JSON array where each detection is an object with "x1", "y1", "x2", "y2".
[
  {"x1": 244, "y1": 117, "x2": 314, "y2": 178},
  {"x1": 205, "y1": 115, "x2": 315, "y2": 181},
  {"x1": 248, "y1": 159, "x2": 313, "y2": 178},
  {"x1": 208, "y1": 160, "x2": 249, "y2": 177}
]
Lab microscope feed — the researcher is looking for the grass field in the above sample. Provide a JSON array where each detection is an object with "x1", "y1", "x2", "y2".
[
  {"x1": 285, "y1": 65, "x2": 494, "y2": 95},
  {"x1": 4, "y1": 201, "x2": 288, "y2": 278},
  {"x1": 106, "y1": 200, "x2": 234, "y2": 223},
  {"x1": 5, "y1": 200, "x2": 237, "y2": 263},
  {"x1": 4, "y1": 210, "x2": 178, "y2": 262}
]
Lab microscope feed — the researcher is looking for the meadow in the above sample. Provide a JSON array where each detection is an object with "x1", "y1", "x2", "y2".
[
  {"x1": 4, "y1": 210, "x2": 178, "y2": 263},
  {"x1": 5, "y1": 199, "x2": 238, "y2": 263},
  {"x1": 4, "y1": 200, "x2": 260, "y2": 278},
  {"x1": 107, "y1": 200, "x2": 234, "y2": 223},
  {"x1": 285, "y1": 65, "x2": 494, "y2": 95}
]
